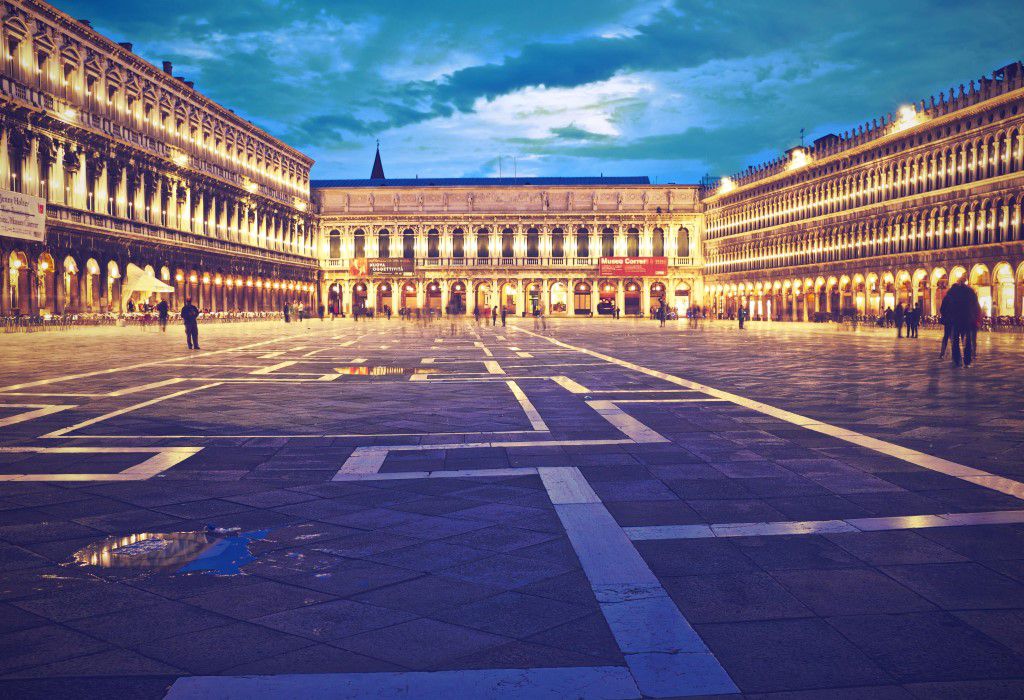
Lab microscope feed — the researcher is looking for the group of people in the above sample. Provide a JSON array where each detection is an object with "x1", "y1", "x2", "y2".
[
  {"x1": 938, "y1": 279, "x2": 983, "y2": 367},
  {"x1": 472, "y1": 305, "x2": 508, "y2": 327},
  {"x1": 885, "y1": 301, "x2": 924, "y2": 338}
]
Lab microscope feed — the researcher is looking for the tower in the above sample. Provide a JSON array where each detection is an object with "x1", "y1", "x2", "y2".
[{"x1": 370, "y1": 142, "x2": 385, "y2": 180}]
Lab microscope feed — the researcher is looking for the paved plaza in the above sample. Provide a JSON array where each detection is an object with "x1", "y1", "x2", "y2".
[{"x1": 0, "y1": 317, "x2": 1022, "y2": 698}]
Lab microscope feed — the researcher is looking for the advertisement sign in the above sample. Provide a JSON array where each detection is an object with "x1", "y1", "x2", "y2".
[
  {"x1": 598, "y1": 257, "x2": 668, "y2": 277},
  {"x1": 0, "y1": 189, "x2": 46, "y2": 243},
  {"x1": 348, "y1": 258, "x2": 415, "y2": 276}
]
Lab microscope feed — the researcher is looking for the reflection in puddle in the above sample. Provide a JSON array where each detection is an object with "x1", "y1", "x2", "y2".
[
  {"x1": 333, "y1": 366, "x2": 438, "y2": 376},
  {"x1": 72, "y1": 527, "x2": 268, "y2": 575}
]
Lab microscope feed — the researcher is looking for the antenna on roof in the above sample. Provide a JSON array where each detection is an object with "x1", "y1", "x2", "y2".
[{"x1": 800, "y1": 127, "x2": 805, "y2": 148}]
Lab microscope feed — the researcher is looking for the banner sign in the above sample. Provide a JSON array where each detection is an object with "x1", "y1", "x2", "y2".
[
  {"x1": 598, "y1": 257, "x2": 667, "y2": 277},
  {"x1": 348, "y1": 258, "x2": 415, "y2": 276},
  {"x1": 0, "y1": 189, "x2": 46, "y2": 243}
]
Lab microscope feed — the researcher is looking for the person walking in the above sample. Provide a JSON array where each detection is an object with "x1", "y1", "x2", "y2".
[
  {"x1": 474, "y1": 306, "x2": 481, "y2": 324},
  {"x1": 283, "y1": 302, "x2": 291, "y2": 323},
  {"x1": 157, "y1": 299, "x2": 169, "y2": 332},
  {"x1": 884, "y1": 307, "x2": 893, "y2": 327},
  {"x1": 181, "y1": 298, "x2": 201, "y2": 350},
  {"x1": 492, "y1": 306, "x2": 498, "y2": 326},
  {"x1": 500, "y1": 306, "x2": 507, "y2": 327},
  {"x1": 318, "y1": 304, "x2": 325, "y2": 321},
  {"x1": 908, "y1": 301, "x2": 922, "y2": 338},
  {"x1": 658, "y1": 300, "x2": 667, "y2": 328},
  {"x1": 894, "y1": 302, "x2": 905, "y2": 338},
  {"x1": 737, "y1": 306, "x2": 745, "y2": 329}
]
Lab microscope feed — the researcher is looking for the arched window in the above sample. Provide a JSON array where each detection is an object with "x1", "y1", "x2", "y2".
[
  {"x1": 353, "y1": 229, "x2": 365, "y2": 258},
  {"x1": 378, "y1": 229, "x2": 390, "y2": 258},
  {"x1": 403, "y1": 228, "x2": 415, "y2": 259},
  {"x1": 551, "y1": 228, "x2": 564, "y2": 258},
  {"x1": 677, "y1": 227, "x2": 690, "y2": 257},
  {"x1": 602, "y1": 228, "x2": 615, "y2": 257},
  {"x1": 427, "y1": 229, "x2": 439, "y2": 258},
  {"x1": 576, "y1": 228, "x2": 589, "y2": 257},
  {"x1": 527, "y1": 227, "x2": 539, "y2": 258},
  {"x1": 328, "y1": 229, "x2": 341, "y2": 258},
  {"x1": 626, "y1": 227, "x2": 639, "y2": 256},
  {"x1": 452, "y1": 228, "x2": 464, "y2": 258},
  {"x1": 476, "y1": 228, "x2": 490, "y2": 258},
  {"x1": 502, "y1": 228, "x2": 514, "y2": 257},
  {"x1": 652, "y1": 228, "x2": 664, "y2": 257}
]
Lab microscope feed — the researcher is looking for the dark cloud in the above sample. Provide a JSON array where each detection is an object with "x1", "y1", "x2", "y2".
[{"x1": 51, "y1": 0, "x2": 1024, "y2": 181}]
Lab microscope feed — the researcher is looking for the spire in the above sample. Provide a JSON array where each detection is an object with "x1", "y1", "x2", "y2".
[{"x1": 370, "y1": 140, "x2": 385, "y2": 179}]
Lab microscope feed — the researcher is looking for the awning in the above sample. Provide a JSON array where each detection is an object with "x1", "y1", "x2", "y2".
[{"x1": 124, "y1": 263, "x2": 175, "y2": 294}]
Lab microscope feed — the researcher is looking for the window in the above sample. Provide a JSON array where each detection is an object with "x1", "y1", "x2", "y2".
[
  {"x1": 452, "y1": 229, "x2": 464, "y2": 258},
  {"x1": 576, "y1": 228, "x2": 589, "y2": 257},
  {"x1": 378, "y1": 229, "x2": 391, "y2": 258},
  {"x1": 551, "y1": 228, "x2": 564, "y2": 258},
  {"x1": 602, "y1": 228, "x2": 614, "y2": 257},
  {"x1": 427, "y1": 229, "x2": 439, "y2": 258},
  {"x1": 627, "y1": 228, "x2": 639, "y2": 256},
  {"x1": 353, "y1": 229, "x2": 365, "y2": 258},
  {"x1": 328, "y1": 230, "x2": 341, "y2": 258},
  {"x1": 403, "y1": 229, "x2": 415, "y2": 259},
  {"x1": 477, "y1": 229, "x2": 489, "y2": 258},
  {"x1": 527, "y1": 228, "x2": 539, "y2": 258},
  {"x1": 652, "y1": 228, "x2": 664, "y2": 257}
]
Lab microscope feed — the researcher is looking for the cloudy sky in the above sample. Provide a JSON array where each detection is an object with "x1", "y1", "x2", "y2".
[{"x1": 56, "y1": 0, "x2": 1023, "y2": 182}]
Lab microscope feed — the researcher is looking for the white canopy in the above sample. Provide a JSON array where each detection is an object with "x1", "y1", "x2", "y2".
[{"x1": 124, "y1": 263, "x2": 175, "y2": 294}]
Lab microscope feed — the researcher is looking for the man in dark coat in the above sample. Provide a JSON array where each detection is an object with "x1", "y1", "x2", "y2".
[
  {"x1": 157, "y1": 299, "x2": 169, "y2": 332},
  {"x1": 180, "y1": 298, "x2": 201, "y2": 350},
  {"x1": 940, "y1": 280, "x2": 980, "y2": 367}
]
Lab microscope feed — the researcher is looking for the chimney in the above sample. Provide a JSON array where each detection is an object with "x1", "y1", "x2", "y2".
[
  {"x1": 162, "y1": 61, "x2": 173, "y2": 75},
  {"x1": 184, "y1": 81, "x2": 194, "y2": 89},
  {"x1": 118, "y1": 42, "x2": 133, "y2": 52},
  {"x1": 79, "y1": 19, "x2": 91, "y2": 28}
]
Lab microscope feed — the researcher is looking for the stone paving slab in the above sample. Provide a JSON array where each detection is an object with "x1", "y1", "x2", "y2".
[{"x1": 0, "y1": 318, "x2": 1021, "y2": 697}]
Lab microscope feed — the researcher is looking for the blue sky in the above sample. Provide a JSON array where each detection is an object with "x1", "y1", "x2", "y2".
[{"x1": 56, "y1": 0, "x2": 1023, "y2": 182}]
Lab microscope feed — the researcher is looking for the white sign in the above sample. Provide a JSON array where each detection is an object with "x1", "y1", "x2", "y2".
[{"x1": 0, "y1": 189, "x2": 46, "y2": 243}]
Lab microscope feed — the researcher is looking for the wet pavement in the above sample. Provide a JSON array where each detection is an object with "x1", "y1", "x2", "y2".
[{"x1": 0, "y1": 317, "x2": 1022, "y2": 698}]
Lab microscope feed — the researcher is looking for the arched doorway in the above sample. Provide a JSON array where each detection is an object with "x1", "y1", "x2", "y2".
[
  {"x1": 597, "y1": 281, "x2": 616, "y2": 315},
  {"x1": 475, "y1": 282, "x2": 492, "y2": 314},
  {"x1": 425, "y1": 281, "x2": 442, "y2": 312},
  {"x1": 37, "y1": 253, "x2": 55, "y2": 313},
  {"x1": 650, "y1": 281, "x2": 666, "y2": 317},
  {"x1": 573, "y1": 281, "x2": 592, "y2": 315},
  {"x1": 448, "y1": 281, "x2": 466, "y2": 314},
  {"x1": 526, "y1": 282, "x2": 542, "y2": 315},
  {"x1": 969, "y1": 264, "x2": 992, "y2": 317},
  {"x1": 673, "y1": 282, "x2": 691, "y2": 316},
  {"x1": 500, "y1": 282, "x2": 517, "y2": 314},
  {"x1": 328, "y1": 282, "x2": 342, "y2": 315},
  {"x1": 63, "y1": 256, "x2": 80, "y2": 312},
  {"x1": 352, "y1": 282, "x2": 368, "y2": 315},
  {"x1": 992, "y1": 262, "x2": 1014, "y2": 318},
  {"x1": 376, "y1": 281, "x2": 393, "y2": 314},
  {"x1": 400, "y1": 281, "x2": 417, "y2": 311},
  {"x1": 7, "y1": 251, "x2": 29, "y2": 314},
  {"x1": 107, "y1": 260, "x2": 122, "y2": 313},
  {"x1": 548, "y1": 282, "x2": 568, "y2": 315},
  {"x1": 624, "y1": 279, "x2": 641, "y2": 316}
]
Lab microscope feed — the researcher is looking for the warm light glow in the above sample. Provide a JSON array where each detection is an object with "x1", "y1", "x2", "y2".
[
  {"x1": 718, "y1": 176, "x2": 736, "y2": 194},
  {"x1": 787, "y1": 148, "x2": 810, "y2": 171},
  {"x1": 175, "y1": 272, "x2": 184, "y2": 282},
  {"x1": 896, "y1": 104, "x2": 919, "y2": 131}
]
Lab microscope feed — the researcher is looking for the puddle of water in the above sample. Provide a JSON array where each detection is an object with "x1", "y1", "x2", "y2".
[
  {"x1": 333, "y1": 366, "x2": 438, "y2": 376},
  {"x1": 72, "y1": 527, "x2": 268, "y2": 576}
]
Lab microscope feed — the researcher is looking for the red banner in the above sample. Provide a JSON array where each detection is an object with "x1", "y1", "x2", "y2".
[
  {"x1": 598, "y1": 257, "x2": 668, "y2": 277},
  {"x1": 348, "y1": 258, "x2": 415, "y2": 276}
]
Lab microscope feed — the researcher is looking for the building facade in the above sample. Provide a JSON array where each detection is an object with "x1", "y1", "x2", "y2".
[
  {"x1": 2, "y1": 0, "x2": 1022, "y2": 324},
  {"x1": 315, "y1": 176, "x2": 702, "y2": 317},
  {"x1": 702, "y1": 62, "x2": 1024, "y2": 322},
  {"x1": 0, "y1": 0, "x2": 318, "y2": 316}
]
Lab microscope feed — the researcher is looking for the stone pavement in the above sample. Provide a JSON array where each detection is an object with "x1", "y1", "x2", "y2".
[{"x1": 0, "y1": 316, "x2": 1022, "y2": 698}]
